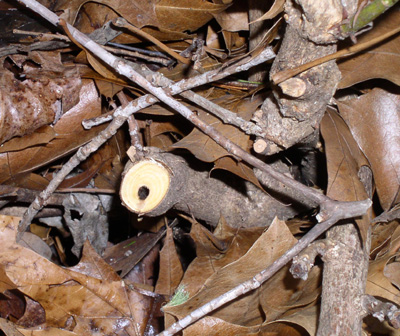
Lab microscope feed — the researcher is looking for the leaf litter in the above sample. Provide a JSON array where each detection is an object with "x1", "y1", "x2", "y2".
[{"x1": 0, "y1": 1, "x2": 400, "y2": 335}]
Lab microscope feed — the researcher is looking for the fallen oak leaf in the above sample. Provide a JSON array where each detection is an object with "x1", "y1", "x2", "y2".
[
  {"x1": 338, "y1": 88, "x2": 400, "y2": 211},
  {"x1": 320, "y1": 108, "x2": 371, "y2": 243},
  {"x1": 0, "y1": 215, "x2": 150, "y2": 335},
  {"x1": 338, "y1": 9, "x2": 400, "y2": 89},
  {"x1": 0, "y1": 126, "x2": 56, "y2": 154},
  {"x1": 0, "y1": 80, "x2": 105, "y2": 185}
]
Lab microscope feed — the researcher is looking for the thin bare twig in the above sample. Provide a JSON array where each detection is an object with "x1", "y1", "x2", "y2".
[
  {"x1": 83, "y1": 52, "x2": 270, "y2": 137},
  {"x1": 117, "y1": 91, "x2": 144, "y2": 159},
  {"x1": 13, "y1": 29, "x2": 70, "y2": 41}
]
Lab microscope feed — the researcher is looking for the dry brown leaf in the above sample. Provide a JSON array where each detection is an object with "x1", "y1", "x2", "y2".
[
  {"x1": 149, "y1": 118, "x2": 186, "y2": 138},
  {"x1": 320, "y1": 108, "x2": 371, "y2": 242},
  {"x1": 367, "y1": 256, "x2": 400, "y2": 306},
  {"x1": 165, "y1": 218, "x2": 320, "y2": 331},
  {"x1": 0, "y1": 80, "x2": 105, "y2": 185},
  {"x1": 384, "y1": 261, "x2": 400, "y2": 290},
  {"x1": 338, "y1": 10, "x2": 400, "y2": 89},
  {"x1": 178, "y1": 217, "x2": 264, "y2": 297},
  {"x1": 54, "y1": 0, "x2": 158, "y2": 29},
  {"x1": 155, "y1": 0, "x2": 228, "y2": 33},
  {"x1": 387, "y1": 225, "x2": 400, "y2": 256},
  {"x1": 0, "y1": 267, "x2": 17, "y2": 293},
  {"x1": 93, "y1": 129, "x2": 127, "y2": 190},
  {"x1": 103, "y1": 230, "x2": 164, "y2": 278},
  {"x1": 177, "y1": 316, "x2": 278, "y2": 336},
  {"x1": 155, "y1": 226, "x2": 184, "y2": 296},
  {"x1": 212, "y1": 0, "x2": 248, "y2": 32},
  {"x1": 220, "y1": 30, "x2": 247, "y2": 55},
  {"x1": 0, "y1": 215, "x2": 150, "y2": 335},
  {"x1": 139, "y1": 103, "x2": 175, "y2": 116},
  {"x1": 55, "y1": 0, "x2": 226, "y2": 35},
  {"x1": 94, "y1": 79, "x2": 125, "y2": 99},
  {"x1": 370, "y1": 221, "x2": 400, "y2": 258},
  {"x1": 74, "y1": 2, "x2": 192, "y2": 44},
  {"x1": 252, "y1": 0, "x2": 285, "y2": 22},
  {"x1": 78, "y1": 66, "x2": 131, "y2": 99},
  {"x1": 54, "y1": 150, "x2": 109, "y2": 189},
  {"x1": 0, "y1": 126, "x2": 56, "y2": 154},
  {"x1": 6, "y1": 173, "x2": 50, "y2": 191},
  {"x1": 69, "y1": 241, "x2": 120, "y2": 281},
  {"x1": 27, "y1": 51, "x2": 67, "y2": 73},
  {"x1": 367, "y1": 212, "x2": 400, "y2": 333},
  {"x1": 17, "y1": 296, "x2": 45, "y2": 328},
  {"x1": 269, "y1": 304, "x2": 317, "y2": 336},
  {"x1": 206, "y1": 24, "x2": 223, "y2": 50},
  {"x1": 18, "y1": 328, "x2": 77, "y2": 335},
  {"x1": 338, "y1": 88, "x2": 400, "y2": 211},
  {"x1": 0, "y1": 318, "x2": 25, "y2": 336},
  {"x1": 85, "y1": 51, "x2": 126, "y2": 85},
  {"x1": 212, "y1": 156, "x2": 264, "y2": 190},
  {"x1": 0, "y1": 290, "x2": 25, "y2": 323}
]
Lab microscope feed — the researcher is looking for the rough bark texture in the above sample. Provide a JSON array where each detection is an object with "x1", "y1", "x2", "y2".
[
  {"x1": 121, "y1": 149, "x2": 298, "y2": 228},
  {"x1": 252, "y1": 0, "x2": 350, "y2": 154},
  {"x1": 317, "y1": 163, "x2": 373, "y2": 335},
  {"x1": 317, "y1": 223, "x2": 371, "y2": 336}
]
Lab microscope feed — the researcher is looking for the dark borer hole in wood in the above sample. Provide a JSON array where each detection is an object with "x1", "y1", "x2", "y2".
[{"x1": 138, "y1": 186, "x2": 150, "y2": 200}]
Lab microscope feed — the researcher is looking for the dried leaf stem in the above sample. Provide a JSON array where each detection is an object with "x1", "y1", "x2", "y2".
[{"x1": 272, "y1": 23, "x2": 400, "y2": 85}]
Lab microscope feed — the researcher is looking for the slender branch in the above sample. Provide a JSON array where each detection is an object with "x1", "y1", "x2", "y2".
[
  {"x1": 83, "y1": 53, "x2": 270, "y2": 137},
  {"x1": 13, "y1": 29, "x2": 70, "y2": 41},
  {"x1": 56, "y1": 20, "x2": 171, "y2": 65},
  {"x1": 16, "y1": 0, "x2": 371, "y2": 241},
  {"x1": 117, "y1": 91, "x2": 144, "y2": 159}
]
